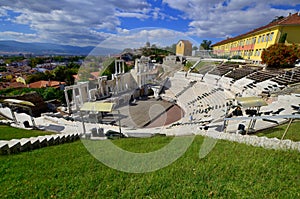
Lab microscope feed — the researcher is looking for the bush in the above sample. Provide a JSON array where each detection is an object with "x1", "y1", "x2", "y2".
[
  {"x1": 0, "y1": 87, "x2": 65, "y2": 102},
  {"x1": 261, "y1": 44, "x2": 300, "y2": 68}
]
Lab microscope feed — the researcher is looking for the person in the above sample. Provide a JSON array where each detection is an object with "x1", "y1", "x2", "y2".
[
  {"x1": 233, "y1": 106, "x2": 243, "y2": 116},
  {"x1": 237, "y1": 123, "x2": 246, "y2": 135}
]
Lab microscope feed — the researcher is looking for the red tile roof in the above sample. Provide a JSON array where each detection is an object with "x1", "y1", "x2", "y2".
[
  {"x1": 0, "y1": 82, "x2": 27, "y2": 89},
  {"x1": 29, "y1": 80, "x2": 66, "y2": 88},
  {"x1": 90, "y1": 72, "x2": 100, "y2": 79},
  {"x1": 212, "y1": 12, "x2": 300, "y2": 47},
  {"x1": 73, "y1": 72, "x2": 100, "y2": 81}
]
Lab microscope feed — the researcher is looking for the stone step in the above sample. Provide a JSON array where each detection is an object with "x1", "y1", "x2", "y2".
[{"x1": 0, "y1": 132, "x2": 81, "y2": 155}]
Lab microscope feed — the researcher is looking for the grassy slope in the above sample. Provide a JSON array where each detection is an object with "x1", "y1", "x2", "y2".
[
  {"x1": 0, "y1": 136, "x2": 299, "y2": 198},
  {"x1": 0, "y1": 125, "x2": 53, "y2": 140},
  {"x1": 194, "y1": 61, "x2": 213, "y2": 71},
  {"x1": 256, "y1": 120, "x2": 300, "y2": 141}
]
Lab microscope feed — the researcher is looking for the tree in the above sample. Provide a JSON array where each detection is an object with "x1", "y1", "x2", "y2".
[
  {"x1": 151, "y1": 44, "x2": 157, "y2": 49},
  {"x1": 0, "y1": 66, "x2": 7, "y2": 72},
  {"x1": 192, "y1": 46, "x2": 198, "y2": 51},
  {"x1": 261, "y1": 43, "x2": 300, "y2": 68},
  {"x1": 164, "y1": 43, "x2": 176, "y2": 54},
  {"x1": 26, "y1": 72, "x2": 48, "y2": 84},
  {"x1": 29, "y1": 57, "x2": 44, "y2": 68},
  {"x1": 271, "y1": 16, "x2": 284, "y2": 23},
  {"x1": 279, "y1": 33, "x2": 287, "y2": 43},
  {"x1": 52, "y1": 65, "x2": 68, "y2": 82},
  {"x1": 200, "y1": 40, "x2": 212, "y2": 50}
]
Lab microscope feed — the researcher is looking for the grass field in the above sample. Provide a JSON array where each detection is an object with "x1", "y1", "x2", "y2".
[
  {"x1": 0, "y1": 125, "x2": 53, "y2": 140},
  {"x1": 0, "y1": 136, "x2": 299, "y2": 198},
  {"x1": 194, "y1": 61, "x2": 216, "y2": 71},
  {"x1": 256, "y1": 120, "x2": 300, "y2": 141}
]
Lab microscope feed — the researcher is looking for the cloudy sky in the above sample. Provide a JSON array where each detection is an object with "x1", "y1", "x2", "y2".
[{"x1": 0, "y1": 0, "x2": 299, "y2": 48}]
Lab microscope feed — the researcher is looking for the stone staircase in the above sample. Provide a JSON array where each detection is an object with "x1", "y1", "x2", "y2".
[{"x1": 0, "y1": 132, "x2": 81, "y2": 155}]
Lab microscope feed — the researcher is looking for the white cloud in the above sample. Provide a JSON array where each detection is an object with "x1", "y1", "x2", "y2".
[
  {"x1": 116, "y1": 28, "x2": 130, "y2": 34},
  {"x1": 115, "y1": 12, "x2": 149, "y2": 19},
  {"x1": 1, "y1": 0, "x2": 298, "y2": 46},
  {"x1": 0, "y1": 31, "x2": 38, "y2": 42},
  {"x1": 99, "y1": 28, "x2": 198, "y2": 50},
  {"x1": 0, "y1": 8, "x2": 8, "y2": 17},
  {"x1": 151, "y1": 7, "x2": 178, "y2": 21},
  {"x1": 163, "y1": 0, "x2": 300, "y2": 39},
  {"x1": 0, "y1": 0, "x2": 153, "y2": 46}
]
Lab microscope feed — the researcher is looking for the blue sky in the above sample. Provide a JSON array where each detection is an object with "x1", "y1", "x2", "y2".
[{"x1": 0, "y1": 0, "x2": 300, "y2": 48}]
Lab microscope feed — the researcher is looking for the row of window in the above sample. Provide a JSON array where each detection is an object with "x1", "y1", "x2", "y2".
[
  {"x1": 216, "y1": 48, "x2": 266, "y2": 58},
  {"x1": 243, "y1": 49, "x2": 264, "y2": 57},
  {"x1": 215, "y1": 32, "x2": 275, "y2": 50},
  {"x1": 257, "y1": 32, "x2": 274, "y2": 44}
]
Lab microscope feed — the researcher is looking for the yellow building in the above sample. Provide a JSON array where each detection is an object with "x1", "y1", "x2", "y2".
[
  {"x1": 212, "y1": 12, "x2": 300, "y2": 64},
  {"x1": 176, "y1": 40, "x2": 192, "y2": 56}
]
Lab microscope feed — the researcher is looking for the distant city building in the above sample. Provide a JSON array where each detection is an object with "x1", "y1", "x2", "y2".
[
  {"x1": 212, "y1": 12, "x2": 300, "y2": 64},
  {"x1": 176, "y1": 40, "x2": 192, "y2": 56}
]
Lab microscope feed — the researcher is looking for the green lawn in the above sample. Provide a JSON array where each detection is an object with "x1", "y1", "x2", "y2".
[
  {"x1": 0, "y1": 125, "x2": 54, "y2": 140},
  {"x1": 194, "y1": 61, "x2": 213, "y2": 71},
  {"x1": 0, "y1": 136, "x2": 299, "y2": 198},
  {"x1": 256, "y1": 120, "x2": 300, "y2": 141}
]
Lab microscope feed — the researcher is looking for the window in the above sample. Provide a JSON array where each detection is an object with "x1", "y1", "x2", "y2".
[
  {"x1": 252, "y1": 37, "x2": 256, "y2": 44},
  {"x1": 266, "y1": 34, "x2": 269, "y2": 42},
  {"x1": 258, "y1": 49, "x2": 262, "y2": 56},
  {"x1": 269, "y1": 32, "x2": 274, "y2": 41},
  {"x1": 258, "y1": 36, "x2": 261, "y2": 43}
]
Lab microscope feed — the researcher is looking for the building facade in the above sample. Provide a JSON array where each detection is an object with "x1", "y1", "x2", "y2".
[
  {"x1": 212, "y1": 12, "x2": 300, "y2": 64},
  {"x1": 176, "y1": 40, "x2": 192, "y2": 56}
]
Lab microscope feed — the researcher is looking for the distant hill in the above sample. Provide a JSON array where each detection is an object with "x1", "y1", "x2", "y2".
[{"x1": 0, "y1": 40, "x2": 120, "y2": 55}]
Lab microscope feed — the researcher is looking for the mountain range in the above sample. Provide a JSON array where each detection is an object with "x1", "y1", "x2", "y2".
[{"x1": 0, "y1": 40, "x2": 120, "y2": 55}]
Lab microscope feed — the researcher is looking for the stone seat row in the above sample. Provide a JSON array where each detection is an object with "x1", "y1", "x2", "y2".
[
  {"x1": 209, "y1": 66, "x2": 234, "y2": 76},
  {"x1": 198, "y1": 130, "x2": 300, "y2": 152},
  {"x1": 247, "y1": 71, "x2": 280, "y2": 83},
  {"x1": 225, "y1": 68, "x2": 256, "y2": 80},
  {"x1": 186, "y1": 87, "x2": 224, "y2": 106},
  {"x1": 174, "y1": 83, "x2": 193, "y2": 98},
  {"x1": 0, "y1": 132, "x2": 80, "y2": 155}
]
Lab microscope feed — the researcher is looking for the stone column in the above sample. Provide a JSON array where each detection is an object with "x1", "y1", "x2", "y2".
[
  {"x1": 103, "y1": 76, "x2": 108, "y2": 96},
  {"x1": 64, "y1": 89, "x2": 70, "y2": 114},
  {"x1": 74, "y1": 88, "x2": 79, "y2": 110},
  {"x1": 114, "y1": 75, "x2": 117, "y2": 94},
  {"x1": 86, "y1": 82, "x2": 90, "y2": 102},
  {"x1": 100, "y1": 80, "x2": 104, "y2": 97},
  {"x1": 78, "y1": 87, "x2": 83, "y2": 105}
]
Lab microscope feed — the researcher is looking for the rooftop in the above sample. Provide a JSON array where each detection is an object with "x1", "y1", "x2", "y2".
[
  {"x1": 29, "y1": 80, "x2": 65, "y2": 89},
  {"x1": 212, "y1": 12, "x2": 300, "y2": 47}
]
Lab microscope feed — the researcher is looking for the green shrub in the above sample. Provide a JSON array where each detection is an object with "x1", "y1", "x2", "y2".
[{"x1": 261, "y1": 44, "x2": 300, "y2": 68}]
